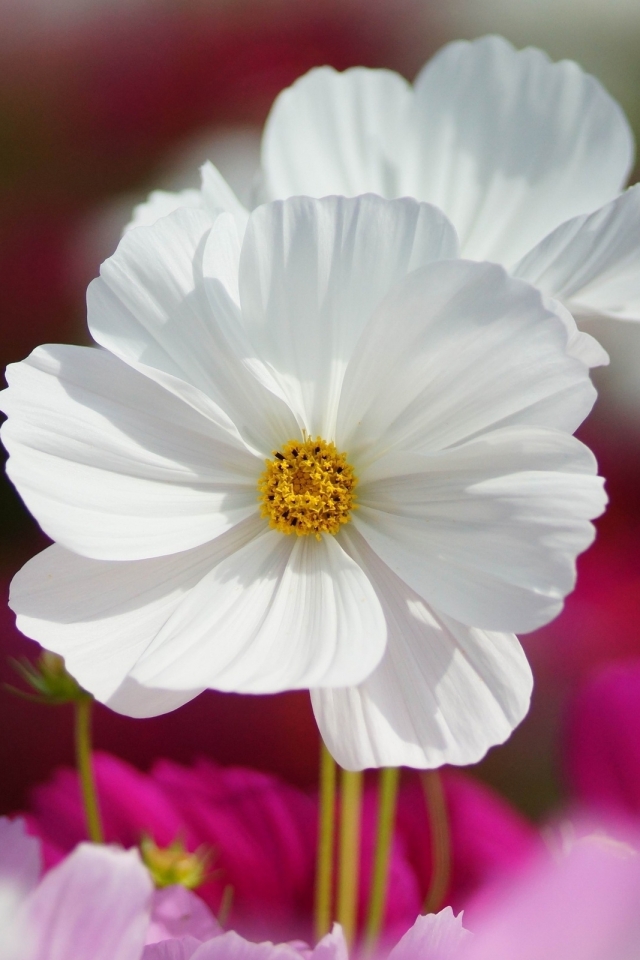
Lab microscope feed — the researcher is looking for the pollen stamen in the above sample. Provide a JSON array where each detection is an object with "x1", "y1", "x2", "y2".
[{"x1": 258, "y1": 437, "x2": 357, "y2": 539}]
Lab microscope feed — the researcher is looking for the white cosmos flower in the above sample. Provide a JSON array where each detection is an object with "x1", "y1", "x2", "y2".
[
  {"x1": 1, "y1": 194, "x2": 605, "y2": 770},
  {"x1": 130, "y1": 34, "x2": 640, "y2": 334}
]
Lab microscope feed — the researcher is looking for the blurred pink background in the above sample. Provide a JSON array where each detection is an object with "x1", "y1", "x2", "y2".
[{"x1": 1, "y1": 0, "x2": 640, "y2": 832}]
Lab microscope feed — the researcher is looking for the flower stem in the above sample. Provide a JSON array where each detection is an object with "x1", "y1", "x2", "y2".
[
  {"x1": 315, "y1": 741, "x2": 337, "y2": 942},
  {"x1": 74, "y1": 697, "x2": 104, "y2": 844},
  {"x1": 364, "y1": 766, "x2": 400, "y2": 953},
  {"x1": 421, "y1": 770, "x2": 451, "y2": 913},
  {"x1": 336, "y1": 768, "x2": 363, "y2": 948}
]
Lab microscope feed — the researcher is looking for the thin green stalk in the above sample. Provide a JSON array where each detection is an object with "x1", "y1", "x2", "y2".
[
  {"x1": 336, "y1": 768, "x2": 363, "y2": 948},
  {"x1": 218, "y1": 885, "x2": 234, "y2": 927},
  {"x1": 75, "y1": 697, "x2": 104, "y2": 844},
  {"x1": 364, "y1": 766, "x2": 400, "y2": 953},
  {"x1": 314, "y1": 742, "x2": 337, "y2": 942},
  {"x1": 421, "y1": 770, "x2": 451, "y2": 914}
]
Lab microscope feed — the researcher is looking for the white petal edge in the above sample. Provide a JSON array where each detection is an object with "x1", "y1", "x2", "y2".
[
  {"x1": 337, "y1": 259, "x2": 597, "y2": 464},
  {"x1": 312, "y1": 526, "x2": 532, "y2": 770},
  {"x1": 353, "y1": 427, "x2": 606, "y2": 633},
  {"x1": 543, "y1": 298, "x2": 609, "y2": 369},
  {"x1": 0, "y1": 345, "x2": 260, "y2": 561},
  {"x1": 8, "y1": 516, "x2": 267, "y2": 710},
  {"x1": 130, "y1": 526, "x2": 387, "y2": 694},
  {"x1": 407, "y1": 35, "x2": 634, "y2": 264},
  {"x1": 124, "y1": 188, "x2": 204, "y2": 234},
  {"x1": 261, "y1": 66, "x2": 412, "y2": 200},
  {"x1": 123, "y1": 160, "x2": 248, "y2": 236},
  {"x1": 513, "y1": 184, "x2": 640, "y2": 324},
  {"x1": 199, "y1": 161, "x2": 250, "y2": 229}
]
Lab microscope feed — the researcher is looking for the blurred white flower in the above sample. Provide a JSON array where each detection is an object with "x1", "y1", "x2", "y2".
[
  {"x1": 262, "y1": 34, "x2": 640, "y2": 329},
  {"x1": 2, "y1": 194, "x2": 605, "y2": 769},
  {"x1": 137, "y1": 35, "x2": 639, "y2": 333}
]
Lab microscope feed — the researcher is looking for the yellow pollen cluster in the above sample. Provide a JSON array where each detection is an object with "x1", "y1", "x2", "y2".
[{"x1": 258, "y1": 437, "x2": 357, "y2": 538}]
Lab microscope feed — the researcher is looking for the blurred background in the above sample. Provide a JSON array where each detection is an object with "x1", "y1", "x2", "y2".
[{"x1": 1, "y1": 0, "x2": 639, "y2": 828}]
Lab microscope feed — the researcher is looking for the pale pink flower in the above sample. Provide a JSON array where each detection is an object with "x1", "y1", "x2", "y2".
[
  {"x1": 0, "y1": 816, "x2": 152, "y2": 960},
  {"x1": 142, "y1": 911, "x2": 468, "y2": 960},
  {"x1": 462, "y1": 833, "x2": 640, "y2": 960}
]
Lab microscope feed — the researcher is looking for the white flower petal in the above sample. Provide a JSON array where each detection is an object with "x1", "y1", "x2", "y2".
[
  {"x1": 312, "y1": 527, "x2": 531, "y2": 770},
  {"x1": 88, "y1": 207, "x2": 299, "y2": 456},
  {"x1": 1, "y1": 345, "x2": 260, "y2": 560},
  {"x1": 131, "y1": 527, "x2": 386, "y2": 693},
  {"x1": 261, "y1": 66, "x2": 411, "y2": 200},
  {"x1": 338, "y1": 260, "x2": 596, "y2": 462},
  {"x1": 25, "y1": 844, "x2": 152, "y2": 960},
  {"x1": 200, "y1": 160, "x2": 250, "y2": 228},
  {"x1": 236, "y1": 194, "x2": 458, "y2": 436},
  {"x1": 354, "y1": 427, "x2": 605, "y2": 632},
  {"x1": 514, "y1": 184, "x2": 640, "y2": 323},
  {"x1": 7, "y1": 526, "x2": 260, "y2": 708},
  {"x1": 123, "y1": 161, "x2": 248, "y2": 237},
  {"x1": 125, "y1": 188, "x2": 203, "y2": 233},
  {"x1": 106, "y1": 680, "x2": 204, "y2": 719},
  {"x1": 543, "y1": 298, "x2": 609, "y2": 369},
  {"x1": 408, "y1": 35, "x2": 634, "y2": 264},
  {"x1": 260, "y1": 38, "x2": 632, "y2": 268}
]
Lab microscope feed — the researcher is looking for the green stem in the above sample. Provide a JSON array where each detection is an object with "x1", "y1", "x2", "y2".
[
  {"x1": 314, "y1": 741, "x2": 337, "y2": 942},
  {"x1": 364, "y1": 766, "x2": 400, "y2": 953},
  {"x1": 75, "y1": 697, "x2": 104, "y2": 844},
  {"x1": 421, "y1": 770, "x2": 451, "y2": 914},
  {"x1": 336, "y1": 768, "x2": 363, "y2": 947},
  {"x1": 218, "y1": 885, "x2": 234, "y2": 928}
]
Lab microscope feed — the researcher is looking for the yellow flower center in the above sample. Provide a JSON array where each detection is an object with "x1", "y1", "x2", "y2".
[{"x1": 258, "y1": 437, "x2": 357, "y2": 539}]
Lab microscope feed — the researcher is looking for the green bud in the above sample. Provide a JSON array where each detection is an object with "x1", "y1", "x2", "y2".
[
  {"x1": 7, "y1": 651, "x2": 91, "y2": 705},
  {"x1": 140, "y1": 834, "x2": 212, "y2": 890}
]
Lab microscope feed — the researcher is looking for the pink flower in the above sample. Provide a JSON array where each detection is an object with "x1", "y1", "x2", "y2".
[
  {"x1": 0, "y1": 816, "x2": 153, "y2": 960},
  {"x1": 564, "y1": 659, "x2": 640, "y2": 818},
  {"x1": 21, "y1": 753, "x2": 537, "y2": 942},
  {"x1": 460, "y1": 833, "x2": 640, "y2": 960},
  {"x1": 141, "y1": 911, "x2": 469, "y2": 960},
  {"x1": 146, "y1": 886, "x2": 221, "y2": 946},
  {"x1": 0, "y1": 815, "x2": 226, "y2": 958}
]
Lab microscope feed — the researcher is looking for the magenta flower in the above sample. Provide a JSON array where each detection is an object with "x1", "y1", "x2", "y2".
[
  {"x1": 21, "y1": 752, "x2": 537, "y2": 942},
  {"x1": 564, "y1": 659, "x2": 640, "y2": 818}
]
